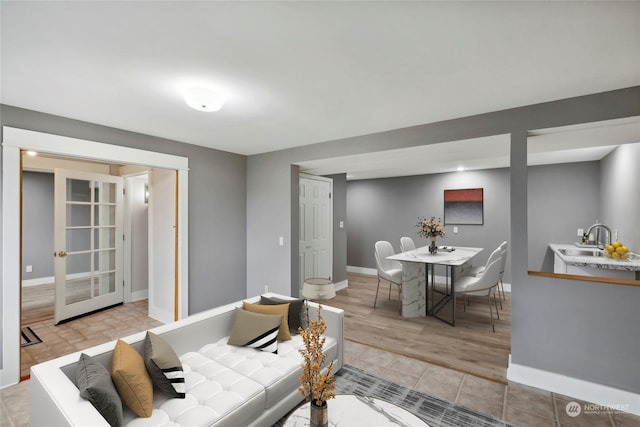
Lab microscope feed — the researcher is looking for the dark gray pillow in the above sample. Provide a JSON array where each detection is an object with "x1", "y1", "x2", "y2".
[
  {"x1": 260, "y1": 295, "x2": 307, "y2": 333},
  {"x1": 144, "y1": 331, "x2": 186, "y2": 399},
  {"x1": 76, "y1": 353, "x2": 123, "y2": 427}
]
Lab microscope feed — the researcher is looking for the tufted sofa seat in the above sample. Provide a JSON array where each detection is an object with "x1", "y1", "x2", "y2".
[{"x1": 30, "y1": 294, "x2": 344, "y2": 427}]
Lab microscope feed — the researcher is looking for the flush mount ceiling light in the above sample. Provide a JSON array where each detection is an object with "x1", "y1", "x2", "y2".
[
  {"x1": 457, "y1": 166, "x2": 465, "y2": 172},
  {"x1": 182, "y1": 86, "x2": 225, "y2": 112}
]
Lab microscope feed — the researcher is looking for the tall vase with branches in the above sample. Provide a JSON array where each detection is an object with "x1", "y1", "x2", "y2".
[{"x1": 298, "y1": 304, "x2": 336, "y2": 427}]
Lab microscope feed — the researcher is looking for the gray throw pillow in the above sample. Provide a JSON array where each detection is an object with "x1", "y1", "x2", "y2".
[
  {"x1": 144, "y1": 331, "x2": 186, "y2": 399},
  {"x1": 227, "y1": 308, "x2": 282, "y2": 353},
  {"x1": 260, "y1": 295, "x2": 307, "y2": 333},
  {"x1": 76, "y1": 353, "x2": 123, "y2": 427}
]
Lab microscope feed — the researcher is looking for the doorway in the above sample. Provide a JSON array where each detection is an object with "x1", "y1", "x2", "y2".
[
  {"x1": 21, "y1": 158, "x2": 149, "y2": 328},
  {"x1": 298, "y1": 174, "x2": 333, "y2": 290},
  {"x1": 2, "y1": 126, "x2": 189, "y2": 388}
]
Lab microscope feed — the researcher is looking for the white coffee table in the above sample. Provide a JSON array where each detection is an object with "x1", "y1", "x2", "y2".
[{"x1": 284, "y1": 394, "x2": 429, "y2": 426}]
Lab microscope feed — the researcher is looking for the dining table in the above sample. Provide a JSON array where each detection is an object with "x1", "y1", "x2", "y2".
[{"x1": 387, "y1": 246, "x2": 483, "y2": 326}]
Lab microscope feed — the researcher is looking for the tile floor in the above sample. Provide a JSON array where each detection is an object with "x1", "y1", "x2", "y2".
[
  {"x1": 3, "y1": 316, "x2": 639, "y2": 427},
  {"x1": 344, "y1": 341, "x2": 639, "y2": 427}
]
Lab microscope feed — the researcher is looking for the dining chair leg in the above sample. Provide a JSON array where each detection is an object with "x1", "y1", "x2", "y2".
[
  {"x1": 499, "y1": 279, "x2": 506, "y2": 301},
  {"x1": 398, "y1": 285, "x2": 402, "y2": 315},
  {"x1": 497, "y1": 281, "x2": 504, "y2": 309},
  {"x1": 463, "y1": 294, "x2": 467, "y2": 312},
  {"x1": 487, "y1": 295, "x2": 495, "y2": 333},
  {"x1": 374, "y1": 277, "x2": 381, "y2": 308},
  {"x1": 494, "y1": 293, "x2": 500, "y2": 320}
]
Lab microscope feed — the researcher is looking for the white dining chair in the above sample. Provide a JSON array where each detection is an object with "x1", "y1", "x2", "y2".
[
  {"x1": 454, "y1": 257, "x2": 501, "y2": 332},
  {"x1": 400, "y1": 236, "x2": 416, "y2": 253},
  {"x1": 374, "y1": 241, "x2": 403, "y2": 314},
  {"x1": 468, "y1": 241, "x2": 507, "y2": 308},
  {"x1": 497, "y1": 244, "x2": 508, "y2": 303}
]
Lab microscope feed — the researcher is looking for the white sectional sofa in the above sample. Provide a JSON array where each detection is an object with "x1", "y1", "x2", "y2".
[{"x1": 30, "y1": 294, "x2": 344, "y2": 427}]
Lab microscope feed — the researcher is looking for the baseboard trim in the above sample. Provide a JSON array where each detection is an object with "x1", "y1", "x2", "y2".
[
  {"x1": 130, "y1": 290, "x2": 149, "y2": 302},
  {"x1": 507, "y1": 355, "x2": 640, "y2": 416},
  {"x1": 347, "y1": 266, "x2": 376, "y2": 276},
  {"x1": 334, "y1": 279, "x2": 348, "y2": 291},
  {"x1": 21, "y1": 276, "x2": 54, "y2": 287}
]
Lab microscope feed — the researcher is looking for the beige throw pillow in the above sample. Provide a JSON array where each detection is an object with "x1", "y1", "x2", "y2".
[
  {"x1": 111, "y1": 339, "x2": 153, "y2": 418},
  {"x1": 227, "y1": 308, "x2": 282, "y2": 353},
  {"x1": 243, "y1": 301, "x2": 291, "y2": 341}
]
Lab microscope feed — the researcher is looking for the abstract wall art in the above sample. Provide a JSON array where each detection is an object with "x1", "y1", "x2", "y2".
[{"x1": 444, "y1": 188, "x2": 484, "y2": 225}]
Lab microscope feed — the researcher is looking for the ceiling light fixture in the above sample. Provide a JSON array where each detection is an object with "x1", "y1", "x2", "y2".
[
  {"x1": 182, "y1": 86, "x2": 225, "y2": 112},
  {"x1": 457, "y1": 166, "x2": 465, "y2": 172},
  {"x1": 25, "y1": 150, "x2": 38, "y2": 156}
]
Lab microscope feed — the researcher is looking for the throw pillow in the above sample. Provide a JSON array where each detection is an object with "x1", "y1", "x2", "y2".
[
  {"x1": 242, "y1": 301, "x2": 291, "y2": 341},
  {"x1": 76, "y1": 353, "x2": 123, "y2": 427},
  {"x1": 227, "y1": 308, "x2": 282, "y2": 353},
  {"x1": 144, "y1": 331, "x2": 186, "y2": 399},
  {"x1": 111, "y1": 339, "x2": 153, "y2": 418},
  {"x1": 260, "y1": 295, "x2": 307, "y2": 333}
]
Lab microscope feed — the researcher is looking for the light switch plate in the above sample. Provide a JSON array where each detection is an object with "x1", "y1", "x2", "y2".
[
  {"x1": 577, "y1": 228, "x2": 584, "y2": 236},
  {"x1": 453, "y1": 226, "x2": 458, "y2": 234},
  {"x1": 279, "y1": 236, "x2": 284, "y2": 246},
  {"x1": 339, "y1": 221, "x2": 344, "y2": 228}
]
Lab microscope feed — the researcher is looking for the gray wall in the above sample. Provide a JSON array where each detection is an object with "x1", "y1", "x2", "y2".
[
  {"x1": 600, "y1": 143, "x2": 640, "y2": 252},
  {"x1": 22, "y1": 171, "x2": 54, "y2": 280},
  {"x1": 1, "y1": 104, "x2": 247, "y2": 314},
  {"x1": 129, "y1": 175, "x2": 149, "y2": 294},
  {"x1": 346, "y1": 168, "x2": 511, "y2": 282},
  {"x1": 327, "y1": 173, "x2": 348, "y2": 285},
  {"x1": 527, "y1": 162, "x2": 600, "y2": 271},
  {"x1": 247, "y1": 86, "x2": 640, "y2": 393}
]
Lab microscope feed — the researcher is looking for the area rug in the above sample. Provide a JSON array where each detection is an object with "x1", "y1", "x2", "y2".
[
  {"x1": 21, "y1": 326, "x2": 42, "y2": 347},
  {"x1": 275, "y1": 364, "x2": 513, "y2": 426}
]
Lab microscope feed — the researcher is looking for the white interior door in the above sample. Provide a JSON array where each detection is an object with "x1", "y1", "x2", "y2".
[
  {"x1": 54, "y1": 169, "x2": 123, "y2": 324},
  {"x1": 299, "y1": 175, "x2": 333, "y2": 288}
]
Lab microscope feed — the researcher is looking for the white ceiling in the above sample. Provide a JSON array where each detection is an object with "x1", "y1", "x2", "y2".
[{"x1": 2, "y1": 1, "x2": 640, "y2": 178}]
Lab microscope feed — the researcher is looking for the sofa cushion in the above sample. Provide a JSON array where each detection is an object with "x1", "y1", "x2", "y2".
[
  {"x1": 243, "y1": 301, "x2": 292, "y2": 341},
  {"x1": 199, "y1": 334, "x2": 337, "y2": 409},
  {"x1": 112, "y1": 339, "x2": 154, "y2": 418},
  {"x1": 260, "y1": 295, "x2": 307, "y2": 333},
  {"x1": 144, "y1": 331, "x2": 186, "y2": 399},
  {"x1": 123, "y1": 356, "x2": 266, "y2": 427},
  {"x1": 76, "y1": 353, "x2": 124, "y2": 427},
  {"x1": 227, "y1": 307, "x2": 281, "y2": 353}
]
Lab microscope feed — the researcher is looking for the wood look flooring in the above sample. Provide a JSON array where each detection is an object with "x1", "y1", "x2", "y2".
[{"x1": 332, "y1": 272, "x2": 511, "y2": 384}]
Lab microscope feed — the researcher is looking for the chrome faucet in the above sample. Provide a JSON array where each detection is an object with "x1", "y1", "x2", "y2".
[{"x1": 584, "y1": 223, "x2": 612, "y2": 248}]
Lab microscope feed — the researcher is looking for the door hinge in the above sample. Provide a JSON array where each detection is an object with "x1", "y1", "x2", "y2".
[
  {"x1": 329, "y1": 192, "x2": 331, "y2": 199},
  {"x1": 123, "y1": 280, "x2": 125, "y2": 288},
  {"x1": 123, "y1": 234, "x2": 125, "y2": 241},
  {"x1": 123, "y1": 188, "x2": 126, "y2": 196}
]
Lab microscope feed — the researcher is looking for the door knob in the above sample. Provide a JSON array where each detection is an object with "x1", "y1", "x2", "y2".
[{"x1": 57, "y1": 251, "x2": 67, "y2": 257}]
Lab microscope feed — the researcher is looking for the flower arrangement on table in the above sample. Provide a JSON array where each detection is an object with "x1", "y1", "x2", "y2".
[
  {"x1": 416, "y1": 216, "x2": 445, "y2": 254},
  {"x1": 298, "y1": 304, "x2": 335, "y2": 425}
]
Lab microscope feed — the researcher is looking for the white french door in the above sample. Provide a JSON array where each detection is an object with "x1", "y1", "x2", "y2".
[
  {"x1": 299, "y1": 175, "x2": 333, "y2": 289},
  {"x1": 54, "y1": 169, "x2": 124, "y2": 324}
]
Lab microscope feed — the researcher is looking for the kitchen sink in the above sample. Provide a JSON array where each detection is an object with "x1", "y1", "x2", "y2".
[{"x1": 558, "y1": 248, "x2": 605, "y2": 257}]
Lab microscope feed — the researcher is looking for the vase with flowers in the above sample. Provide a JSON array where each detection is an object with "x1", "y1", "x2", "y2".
[
  {"x1": 298, "y1": 304, "x2": 336, "y2": 427},
  {"x1": 416, "y1": 216, "x2": 445, "y2": 254}
]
